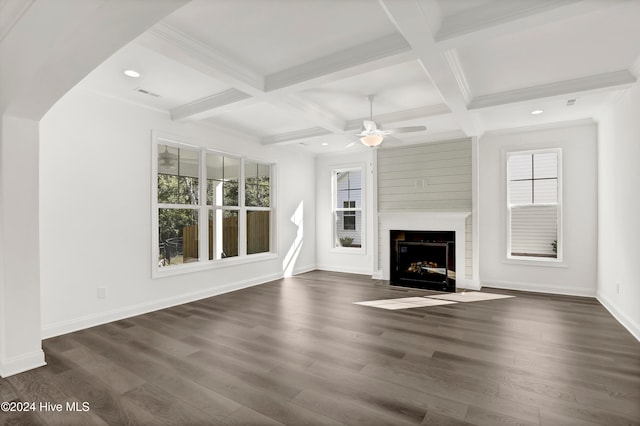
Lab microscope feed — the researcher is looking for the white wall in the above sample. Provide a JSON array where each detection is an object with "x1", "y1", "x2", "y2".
[
  {"x1": 39, "y1": 87, "x2": 316, "y2": 337},
  {"x1": 0, "y1": 0, "x2": 187, "y2": 377},
  {"x1": 315, "y1": 150, "x2": 375, "y2": 275},
  {"x1": 479, "y1": 121, "x2": 598, "y2": 296},
  {"x1": 596, "y1": 82, "x2": 640, "y2": 340}
]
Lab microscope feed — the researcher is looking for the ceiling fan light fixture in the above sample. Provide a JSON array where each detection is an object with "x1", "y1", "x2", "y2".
[{"x1": 360, "y1": 134, "x2": 383, "y2": 147}]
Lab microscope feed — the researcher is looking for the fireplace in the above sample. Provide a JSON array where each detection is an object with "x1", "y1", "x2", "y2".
[
  {"x1": 390, "y1": 230, "x2": 456, "y2": 292},
  {"x1": 377, "y1": 211, "x2": 469, "y2": 290}
]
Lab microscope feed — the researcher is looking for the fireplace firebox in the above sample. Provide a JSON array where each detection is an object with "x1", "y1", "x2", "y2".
[{"x1": 390, "y1": 230, "x2": 455, "y2": 292}]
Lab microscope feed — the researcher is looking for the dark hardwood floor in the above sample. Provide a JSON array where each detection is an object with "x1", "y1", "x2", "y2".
[{"x1": 1, "y1": 271, "x2": 639, "y2": 425}]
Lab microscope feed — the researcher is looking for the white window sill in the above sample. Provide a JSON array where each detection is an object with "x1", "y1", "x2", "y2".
[
  {"x1": 152, "y1": 252, "x2": 279, "y2": 279},
  {"x1": 503, "y1": 257, "x2": 567, "y2": 268},
  {"x1": 330, "y1": 246, "x2": 366, "y2": 255}
]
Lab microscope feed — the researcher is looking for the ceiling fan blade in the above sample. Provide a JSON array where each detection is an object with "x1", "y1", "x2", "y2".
[{"x1": 384, "y1": 125, "x2": 427, "y2": 134}]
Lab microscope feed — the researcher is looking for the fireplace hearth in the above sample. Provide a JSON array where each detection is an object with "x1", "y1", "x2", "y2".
[{"x1": 390, "y1": 230, "x2": 455, "y2": 292}]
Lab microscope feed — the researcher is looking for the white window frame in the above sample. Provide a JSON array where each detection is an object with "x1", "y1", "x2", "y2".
[
  {"x1": 152, "y1": 132, "x2": 277, "y2": 278},
  {"x1": 506, "y1": 148, "x2": 563, "y2": 263},
  {"x1": 331, "y1": 165, "x2": 365, "y2": 253}
]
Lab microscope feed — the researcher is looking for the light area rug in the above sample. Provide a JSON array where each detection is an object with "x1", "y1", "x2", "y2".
[
  {"x1": 426, "y1": 291, "x2": 515, "y2": 302},
  {"x1": 354, "y1": 297, "x2": 457, "y2": 310}
]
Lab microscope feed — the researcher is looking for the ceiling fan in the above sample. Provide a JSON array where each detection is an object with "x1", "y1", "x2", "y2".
[{"x1": 355, "y1": 95, "x2": 426, "y2": 147}]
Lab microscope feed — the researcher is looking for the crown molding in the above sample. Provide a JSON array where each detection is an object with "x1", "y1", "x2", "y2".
[
  {"x1": 170, "y1": 88, "x2": 252, "y2": 121},
  {"x1": 344, "y1": 104, "x2": 451, "y2": 131},
  {"x1": 482, "y1": 117, "x2": 596, "y2": 137},
  {"x1": 261, "y1": 127, "x2": 331, "y2": 145},
  {"x1": 142, "y1": 22, "x2": 264, "y2": 95},
  {"x1": 468, "y1": 70, "x2": 637, "y2": 110},
  {"x1": 443, "y1": 50, "x2": 471, "y2": 105},
  {"x1": 265, "y1": 33, "x2": 412, "y2": 92},
  {"x1": 0, "y1": 0, "x2": 34, "y2": 43}
]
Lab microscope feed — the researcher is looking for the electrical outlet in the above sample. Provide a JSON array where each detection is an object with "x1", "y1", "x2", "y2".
[{"x1": 97, "y1": 287, "x2": 107, "y2": 299}]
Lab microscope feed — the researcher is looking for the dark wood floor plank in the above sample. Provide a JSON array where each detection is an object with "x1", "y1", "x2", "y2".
[{"x1": 0, "y1": 271, "x2": 638, "y2": 425}]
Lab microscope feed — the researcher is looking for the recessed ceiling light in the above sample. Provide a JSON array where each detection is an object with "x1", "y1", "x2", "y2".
[
  {"x1": 321, "y1": 142, "x2": 329, "y2": 146},
  {"x1": 123, "y1": 69, "x2": 141, "y2": 78},
  {"x1": 531, "y1": 109, "x2": 544, "y2": 115}
]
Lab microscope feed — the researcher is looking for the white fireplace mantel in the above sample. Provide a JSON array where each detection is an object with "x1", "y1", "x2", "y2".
[{"x1": 377, "y1": 211, "x2": 470, "y2": 288}]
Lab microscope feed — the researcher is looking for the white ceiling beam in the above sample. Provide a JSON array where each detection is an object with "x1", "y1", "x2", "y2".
[
  {"x1": 265, "y1": 33, "x2": 412, "y2": 92},
  {"x1": 150, "y1": 26, "x2": 415, "y2": 127},
  {"x1": 170, "y1": 88, "x2": 252, "y2": 121},
  {"x1": 468, "y1": 69, "x2": 637, "y2": 110},
  {"x1": 137, "y1": 22, "x2": 265, "y2": 96},
  {"x1": 436, "y1": 0, "x2": 612, "y2": 50},
  {"x1": 379, "y1": 0, "x2": 476, "y2": 136},
  {"x1": 261, "y1": 127, "x2": 332, "y2": 146}
]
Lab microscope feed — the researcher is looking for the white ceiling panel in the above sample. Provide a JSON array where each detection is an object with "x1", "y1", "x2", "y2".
[
  {"x1": 79, "y1": 42, "x2": 231, "y2": 110},
  {"x1": 457, "y1": 1, "x2": 640, "y2": 96},
  {"x1": 470, "y1": 90, "x2": 621, "y2": 133},
  {"x1": 296, "y1": 61, "x2": 442, "y2": 121},
  {"x1": 163, "y1": 0, "x2": 397, "y2": 75},
  {"x1": 204, "y1": 101, "x2": 321, "y2": 137},
  {"x1": 74, "y1": 0, "x2": 640, "y2": 154}
]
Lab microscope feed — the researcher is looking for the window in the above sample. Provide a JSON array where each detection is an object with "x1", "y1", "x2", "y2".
[
  {"x1": 157, "y1": 144, "x2": 200, "y2": 266},
  {"x1": 153, "y1": 136, "x2": 274, "y2": 274},
  {"x1": 507, "y1": 149, "x2": 561, "y2": 260},
  {"x1": 333, "y1": 168, "x2": 363, "y2": 249},
  {"x1": 207, "y1": 153, "x2": 240, "y2": 260},
  {"x1": 245, "y1": 161, "x2": 271, "y2": 255}
]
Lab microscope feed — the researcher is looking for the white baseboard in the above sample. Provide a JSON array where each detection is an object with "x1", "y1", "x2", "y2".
[
  {"x1": 42, "y1": 272, "x2": 283, "y2": 339},
  {"x1": 315, "y1": 264, "x2": 373, "y2": 276},
  {"x1": 372, "y1": 270, "x2": 383, "y2": 279},
  {"x1": 597, "y1": 292, "x2": 640, "y2": 342},
  {"x1": 290, "y1": 264, "x2": 316, "y2": 276},
  {"x1": 481, "y1": 280, "x2": 596, "y2": 297},
  {"x1": 0, "y1": 349, "x2": 46, "y2": 378}
]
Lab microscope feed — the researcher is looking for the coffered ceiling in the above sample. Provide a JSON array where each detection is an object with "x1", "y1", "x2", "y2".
[{"x1": 78, "y1": 0, "x2": 640, "y2": 154}]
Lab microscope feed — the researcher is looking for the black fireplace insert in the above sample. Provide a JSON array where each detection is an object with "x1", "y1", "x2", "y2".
[{"x1": 390, "y1": 230, "x2": 456, "y2": 292}]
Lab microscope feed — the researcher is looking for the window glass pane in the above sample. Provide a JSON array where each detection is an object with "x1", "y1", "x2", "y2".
[
  {"x1": 511, "y1": 206, "x2": 557, "y2": 258},
  {"x1": 207, "y1": 154, "x2": 239, "y2": 206},
  {"x1": 509, "y1": 180, "x2": 532, "y2": 205},
  {"x1": 509, "y1": 154, "x2": 532, "y2": 180},
  {"x1": 209, "y1": 209, "x2": 238, "y2": 260},
  {"x1": 245, "y1": 161, "x2": 271, "y2": 207},
  {"x1": 158, "y1": 144, "x2": 199, "y2": 205},
  {"x1": 335, "y1": 170, "x2": 362, "y2": 209},
  {"x1": 335, "y1": 211, "x2": 362, "y2": 248},
  {"x1": 158, "y1": 145, "x2": 179, "y2": 175},
  {"x1": 534, "y1": 152, "x2": 557, "y2": 179},
  {"x1": 179, "y1": 148, "x2": 200, "y2": 178},
  {"x1": 534, "y1": 179, "x2": 557, "y2": 204},
  {"x1": 158, "y1": 208, "x2": 199, "y2": 267},
  {"x1": 247, "y1": 210, "x2": 270, "y2": 254}
]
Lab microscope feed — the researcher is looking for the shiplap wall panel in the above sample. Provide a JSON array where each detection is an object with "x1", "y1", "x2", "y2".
[{"x1": 377, "y1": 139, "x2": 473, "y2": 279}]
